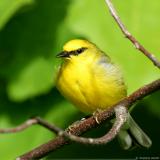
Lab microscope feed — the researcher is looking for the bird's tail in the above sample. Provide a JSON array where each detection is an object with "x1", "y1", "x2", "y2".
[{"x1": 117, "y1": 112, "x2": 152, "y2": 150}]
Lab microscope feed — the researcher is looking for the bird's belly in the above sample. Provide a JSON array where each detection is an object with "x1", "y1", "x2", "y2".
[
  {"x1": 57, "y1": 65, "x2": 126, "y2": 113},
  {"x1": 57, "y1": 67, "x2": 95, "y2": 113}
]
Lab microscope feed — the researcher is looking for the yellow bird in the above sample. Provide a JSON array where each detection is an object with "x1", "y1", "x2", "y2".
[{"x1": 56, "y1": 39, "x2": 152, "y2": 149}]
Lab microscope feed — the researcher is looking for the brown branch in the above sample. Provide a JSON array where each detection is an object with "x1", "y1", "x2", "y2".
[
  {"x1": 0, "y1": 117, "x2": 63, "y2": 134},
  {"x1": 105, "y1": 0, "x2": 160, "y2": 69},
  {"x1": 54, "y1": 105, "x2": 128, "y2": 145},
  {"x1": 17, "y1": 78, "x2": 160, "y2": 160}
]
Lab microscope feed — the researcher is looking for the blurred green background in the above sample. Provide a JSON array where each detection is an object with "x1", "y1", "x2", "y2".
[{"x1": 0, "y1": 0, "x2": 160, "y2": 159}]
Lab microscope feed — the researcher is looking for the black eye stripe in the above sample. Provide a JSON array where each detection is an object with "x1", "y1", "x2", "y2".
[
  {"x1": 57, "y1": 47, "x2": 87, "y2": 58},
  {"x1": 69, "y1": 47, "x2": 87, "y2": 56}
]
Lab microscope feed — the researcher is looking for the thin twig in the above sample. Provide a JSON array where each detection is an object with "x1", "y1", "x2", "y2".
[
  {"x1": 18, "y1": 79, "x2": 160, "y2": 160},
  {"x1": 105, "y1": 0, "x2": 160, "y2": 69},
  {"x1": 0, "y1": 117, "x2": 61, "y2": 134},
  {"x1": 0, "y1": 119, "x2": 37, "y2": 133}
]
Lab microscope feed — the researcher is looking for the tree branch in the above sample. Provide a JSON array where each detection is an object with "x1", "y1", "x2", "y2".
[
  {"x1": 17, "y1": 78, "x2": 160, "y2": 160},
  {"x1": 0, "y1": 117, "x2": 62, "y2": 134},
  {"x1": 41, "y1": 105, "x2": 128, "y2": 145},
  {"x1": 105, "y1": 0, "x2": 160, "y2": 69}
]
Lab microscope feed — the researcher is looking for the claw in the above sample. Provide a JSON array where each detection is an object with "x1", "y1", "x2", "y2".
[{"x1": 93, "y1": 109, "x2": 103, "y2": 124}]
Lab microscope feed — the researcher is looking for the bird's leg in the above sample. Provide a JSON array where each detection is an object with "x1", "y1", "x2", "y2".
[{"x1": 93, "y1": 109, "x2": 104, "y2": 124}]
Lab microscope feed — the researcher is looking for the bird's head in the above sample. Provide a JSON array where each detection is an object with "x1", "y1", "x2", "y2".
[{"x1": 56, "y1": 39, "x2": 100, "y2": 61}]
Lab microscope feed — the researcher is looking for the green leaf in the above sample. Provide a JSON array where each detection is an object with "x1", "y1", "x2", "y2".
[
  {"x1": 0, "y1": 0, "x2": 70, "y2": 101},
  {"x1": 7, "y1": 57, "x2": 54, "y2": 101},
  {"x1": 0, "y1": 0, "x2": 34, "y2": 30}
]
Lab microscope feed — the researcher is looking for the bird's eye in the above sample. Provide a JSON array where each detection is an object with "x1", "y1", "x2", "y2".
[
  {"x1": 77, "y1": 48, "x2": 83, "y2": 54},
  {"x1": 76, "y1": 47, "x2": 87, "y2": 55}
]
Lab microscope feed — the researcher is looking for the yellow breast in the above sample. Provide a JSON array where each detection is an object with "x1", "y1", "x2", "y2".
[{"x1": 56, "y1": 55, "x2": 127, "y2": 113}]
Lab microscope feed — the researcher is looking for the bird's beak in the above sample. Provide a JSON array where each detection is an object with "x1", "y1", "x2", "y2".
[{"x1": 56, "y1": 51, "x2": 70, "y2": 58}]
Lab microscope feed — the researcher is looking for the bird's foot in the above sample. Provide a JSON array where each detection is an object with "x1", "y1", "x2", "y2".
[{"x1": 93, "y1": 109, "x2": 104, "y2": 124}]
